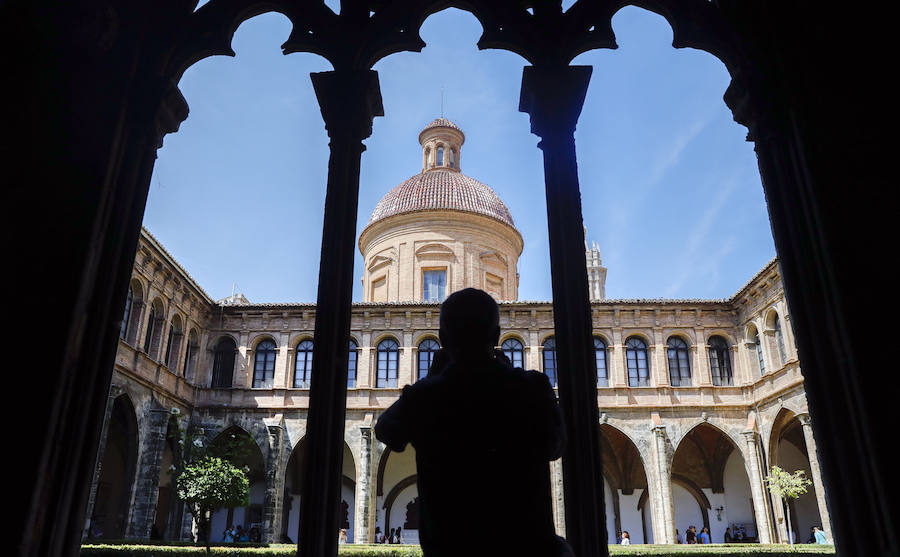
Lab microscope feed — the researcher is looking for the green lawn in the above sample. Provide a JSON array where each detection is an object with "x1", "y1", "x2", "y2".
[{"x1": 82, "y1": 542, "x2": 836, "y2": 556}]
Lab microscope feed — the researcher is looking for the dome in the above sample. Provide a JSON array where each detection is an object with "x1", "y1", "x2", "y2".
[{"x1": 368, "y1": 168, "x2": 515, "y2": 227}]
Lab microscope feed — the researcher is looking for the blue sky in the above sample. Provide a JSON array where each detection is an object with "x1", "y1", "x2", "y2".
[{"x1": 144, "y1": 6, "x2": 775, "y2": 303}]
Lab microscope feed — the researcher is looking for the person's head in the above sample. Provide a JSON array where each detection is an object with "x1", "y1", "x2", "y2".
[
  {"x1": 439, "y1": 288, "x2": 500, "y2": 361},
  {"x1": 622, "y1": 531, "x2": 630, "y2": 539},
  {"x1": 376, "y1": 527, "x2": 381, "y2": 533}
]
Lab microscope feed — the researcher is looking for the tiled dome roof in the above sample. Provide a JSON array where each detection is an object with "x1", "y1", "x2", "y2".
[{"x1": 369, "y1": 169, "x2": 515, "y2": 227}]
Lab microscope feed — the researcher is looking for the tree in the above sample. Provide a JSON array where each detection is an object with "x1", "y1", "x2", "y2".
[
  {"x1": 175, "y1": 456, "x2": 249, "y2": 553},
  {"x1": 765, "y1": 465, "x2": 812, "y2": 547}
]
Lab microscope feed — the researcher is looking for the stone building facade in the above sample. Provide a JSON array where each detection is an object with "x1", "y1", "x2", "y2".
[{"x1": 86, "y1": 119, "x2": 831, "y2": 546}]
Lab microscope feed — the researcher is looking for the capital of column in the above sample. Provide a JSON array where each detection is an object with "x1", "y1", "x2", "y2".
[
  {"x1": 797, "y1": 412, "x2": 812, "y2": 428},
  {"x1": 518, "y1": 65, "x2": 592, "y2": 143},
  {"x1": 134, "y1": 77, "x2": 189, "y2": 149},
  {"x1": 311, "y1": 70, "x2": 384, "y2": 144}
]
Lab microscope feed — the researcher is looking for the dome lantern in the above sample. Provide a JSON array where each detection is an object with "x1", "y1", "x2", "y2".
[{"x1": 419, "y1": 117, "x2": 464, "y2": 173}]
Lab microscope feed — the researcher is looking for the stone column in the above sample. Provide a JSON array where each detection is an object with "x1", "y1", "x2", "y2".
[
  {"x1": 798, "y1": 413, "x2": 833, "y2": 541},
  {"x1": 550, "y1": 458, "x2": 567, "y2": 537},
  {"x1": 128, "y1": 408, "x2": 170, "y2": 538},
  {"x1": 299, "y1": 69, "x2": 383, "y2": 557},
  {"x1": 355, "y1": 427, "x2": 373, "y2": 543},
  {"x1": 647, "y1": 424, "x2": 675, "y2": 544},
  {"x1": 519, "y1": 64, "x2": 606, "y2": 557},
  {"x1": 741, "y1": 430, "x2": 774, "y2": 543},
  {"x1": 263, "y1": 423, "x2": 286, "y2": 543}
]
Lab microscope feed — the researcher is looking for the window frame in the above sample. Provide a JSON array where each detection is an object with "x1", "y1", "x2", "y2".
[
  {"x1": 708, "y1": 335, "x2": 733, "y2": 386},
  {"x1": 348, "y1": 339, "x2": 358, "y2": 389},
  {"x1": 376, "y1": 338, "x2": 400, "y2": 388},
  {"x1": 252, "y1": 339, "x2": 277, "y2": 389},
  {"x1": 421, "y1": 267, "x2": 447, "y2": 302},
  {"x1": 417, "y1": 338, "x2": 440, "y2": 381},
  {"x1": 594, "y1": 337, "x2": 609, "y2": 387},
  {"x1": 293, "y1": 339, "x2": 314, "y2": 389},
  {"x1": 211, "y1": 337, "x2": 237, "y2": 389},
  {"x1": 501, "y1": 337, "x2": 525, "y2": 368},
  {"x1": 666, "y1": 336, "x2": 692, "y2": 387},
  {"x1": 625, "y1": 336, "x2": 650, "y2": 387},
  {"x1": 542, "y1": 337, "x2": 557, "y2": 387}
]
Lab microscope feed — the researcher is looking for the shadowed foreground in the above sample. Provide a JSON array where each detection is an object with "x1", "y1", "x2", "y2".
[{"x1": 81, "y1": 542, "x2": 836, "y2": 556}]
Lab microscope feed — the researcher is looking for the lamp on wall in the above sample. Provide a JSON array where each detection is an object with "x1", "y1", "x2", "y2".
[{"x1": 715, "y1": 506, "x2": 725, "y2": 521}]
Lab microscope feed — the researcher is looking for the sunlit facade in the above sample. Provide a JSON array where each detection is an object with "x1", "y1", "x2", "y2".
[{"x1": 87, "y1": 119, "x2": 830, "y2": 546}]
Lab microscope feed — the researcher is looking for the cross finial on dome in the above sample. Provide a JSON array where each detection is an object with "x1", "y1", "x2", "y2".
[{"x1": 419, "y1": 118, "x2": 465, "y2": 173}]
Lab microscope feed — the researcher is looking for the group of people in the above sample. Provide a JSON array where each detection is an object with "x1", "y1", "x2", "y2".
[
  {"x1": 222, "y1": 524, "x2": 259, "y2": 543},
  {"x1": 373, "y1": 526, "x2": 404, "y2": 544},
  {"x1": 676, "y1": 526, "x2": 711, "y2": 544}
]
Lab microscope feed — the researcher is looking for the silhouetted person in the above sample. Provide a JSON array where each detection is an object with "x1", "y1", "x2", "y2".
[{"x1": 375, "y1": 288, "x2": 569, "y2": 557}]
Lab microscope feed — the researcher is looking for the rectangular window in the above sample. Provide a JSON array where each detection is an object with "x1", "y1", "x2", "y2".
[{"x1": 423, "y1": 269, "x2": 446, "y2": 302}]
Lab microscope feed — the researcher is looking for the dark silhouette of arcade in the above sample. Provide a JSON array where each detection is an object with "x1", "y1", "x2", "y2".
[
  {"x1": 3, "y1": 2, "x2": 894, "y2": 557},
  {"x1": 375, "y1": 288, "x2": 568, "y2": 556}
]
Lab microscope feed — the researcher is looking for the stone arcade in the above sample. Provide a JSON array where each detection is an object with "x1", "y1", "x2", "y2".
[{"x1": 87, "y1": 119, "x2": 831, "y2": 546}]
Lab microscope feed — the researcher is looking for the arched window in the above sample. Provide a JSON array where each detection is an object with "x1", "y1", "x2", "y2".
[
  {"x1": 449, "y1": 149, "x2": 456, "y2": 169},
  {"x1": 211, "y1": 337, "x2": 236, "y2": 388},
  {"x1": 348, "y1": 339, "x2": 358, "y2": 389},
  {"x1": 376, "y1": 338, "x2": 399, "y2": 388},
  {"x1": 755, "y1": 331, "x2": 766, "y2": 375},
  {"x1": 252, "y1": 339, "x2": 277, "y2": 389},
  {"x1": 164, "y1": 317, "x2": 182, "y2": 370},
  {"x1": 542, "y1": 337, "x2": 557, "y2": 387},
  {"x1": 183, "y1": 329, "x2": 199, "y2": 379},
  {"x1": 437, "y1": 146, "x2": 444, "y2": 166},
  {"x1": 708, "y1": 336, "x2": 733, "y2": 386},
  {"x1": 625, "y1": 337, "x2": 650, "y2": 387},
  {"x1": 417, "y1": 338, "x2": 440, "y2": 381},
  {"x1": 667, "y1": 337, "x2": 691, "y2": 386},
  {"x1": 120, "y1": 286, "x2": 133, "y2": 340},
  {"x1": 143, "y1": 304, "x2": 157, "y2": 354},
  {"x1": 501, "y1": 338, "x2": 524, "y2": 368},
  {"x1": 294, "y1": 339, "x2": 314, "y2": 388},
  {"x1": 774, "y1": 315, "x2": 787, "y2": 365},
  {"x1": 594, "y1": 337, "x2": 609, "y2": 387}
]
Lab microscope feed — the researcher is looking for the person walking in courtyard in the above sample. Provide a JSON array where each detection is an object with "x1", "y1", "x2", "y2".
[
  {"x1": 375, "y1": 288, "x2": 570, "y2": 557},
  {"x1": 620, "y1": 531, "x2": 631, "y2": 545},
  {"x1": 699, "y1": 526, "x2": 710, "y2": 544}
]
